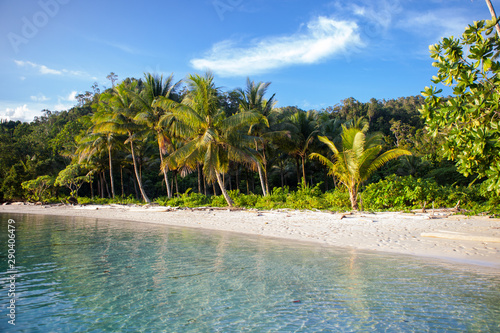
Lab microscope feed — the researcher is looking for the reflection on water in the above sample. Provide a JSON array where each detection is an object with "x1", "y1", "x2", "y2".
[{"x1": 0, "y1": 213, "x2": 499, "y2": 332}]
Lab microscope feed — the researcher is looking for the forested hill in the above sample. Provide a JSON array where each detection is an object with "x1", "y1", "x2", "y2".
[{"x1": 0, "y1": 85, "x2": 454, "y2": 203}]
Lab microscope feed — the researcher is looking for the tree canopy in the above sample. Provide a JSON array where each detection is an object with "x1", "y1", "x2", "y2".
[{"x1": 420, "y1": 18, "x2": 500, "y2": 194}]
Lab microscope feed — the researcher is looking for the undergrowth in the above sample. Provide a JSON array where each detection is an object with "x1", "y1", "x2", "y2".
[{"x1": 27, "y1": 177, "x2": 499, "y2": 215}]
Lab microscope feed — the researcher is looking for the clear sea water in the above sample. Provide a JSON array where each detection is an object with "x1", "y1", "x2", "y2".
[{"x1": 0, "y1": 213, "x2": 499, "y2": 332}]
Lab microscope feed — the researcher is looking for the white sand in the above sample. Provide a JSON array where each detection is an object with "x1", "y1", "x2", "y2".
[{"x1": 2, "y1": 203, "x2": 500, "y2": 269}]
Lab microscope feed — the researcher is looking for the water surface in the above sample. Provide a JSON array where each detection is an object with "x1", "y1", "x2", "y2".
[{"x1": 0, "y1": 213, "x2": 499, "y2": 332}]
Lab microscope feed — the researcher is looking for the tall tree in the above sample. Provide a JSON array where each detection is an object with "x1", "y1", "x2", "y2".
[
  {"x1": 235, "y1": 78, "x2": 277, "y2": 196},
  {"x1": 96, "y1": 81, "x2": 151, "y2": 203},
  {"x1": 420, "y1": 19, "x2": 500, "y2": 193},
  {"x1": 166, "y1": 72, "x2": 260, "y2": 206},
  {"x1": 287, "y1": 110, "x2": 319, "y2": 186},
  {"x1": 76, "y1": 113, "x2": 122, "y2": 199},
  {"x1": 106, "y1": 72, "x2": 118, "y2": 88},
  {"x1": 133, "y1": 73, "x2": 180, "y2": 198},
  {"x1": 310, "y1": 127, "x2": 411, "y2": 210}
]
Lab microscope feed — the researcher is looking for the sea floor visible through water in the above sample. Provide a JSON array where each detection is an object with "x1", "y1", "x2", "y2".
[{"x1": 0, "y1": 213, "x2": 499, "y2": 332}]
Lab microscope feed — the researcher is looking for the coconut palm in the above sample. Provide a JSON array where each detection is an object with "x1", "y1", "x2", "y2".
[
  {"x1": 235, "y1": 78, "x2": 277, "y2": 195},
  {"x1": 287, "y1": 109, "x2": 319, "y2": 186},
  {"x1": 132, "y1": 72, "x2": 181, "y2": 198},
  {"x1": 166, "y1": 72, "x2": 260, "y2": 207},
  {"x1": 76, "y1": 117, "x2": 122, "y2": 199},
  {"x1": 95, "y1": 81, "x2": 151, "y2": 203},
  {"x1": 310, "y1": 126, "x2": 411, "y2": 210}
]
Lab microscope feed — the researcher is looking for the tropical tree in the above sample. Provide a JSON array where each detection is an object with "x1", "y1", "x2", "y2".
[
  {"x1": 420, "y1": 18, "x2": 500, "y2": 193},
  {"x1": 235, "y1": 78, "x2": 278, "y2": 196},
  {"x1": 96, "y1": 81, "x2": 151, "y2": 203},
  {"x1": 166, "y1": 72, "x2": 260, "y2": 206},
  {"x1": 21, "y1": 175, "x2": 55, "y2": 202},
  {"x1": 55, "y1": 163, "x2": 90, "y2": 198},
  {"x1": 76, "y1": 117, "x2": 122, "y2": 199},
  {"x1": 310, "y1": 127, "x2": 411, "y2": 210},
  {"x1": 287, "y1": 109, "x2": 319, "y2": 186},
  {"x1": 133, "y1": 73, "x2": 180, "y2": 198}
]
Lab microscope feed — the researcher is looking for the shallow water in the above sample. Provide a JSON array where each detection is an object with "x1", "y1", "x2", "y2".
[{"x1": 0, "y1": 213, "x2": 499, "y2": 332}]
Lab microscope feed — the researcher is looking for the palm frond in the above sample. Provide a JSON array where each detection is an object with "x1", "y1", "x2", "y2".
[
  {"x1": 309, "y1": 152, "x2": 336, "y2": 174},
  {"x1": 362, "y1": 148, "x2": 412, "y2": 182}
]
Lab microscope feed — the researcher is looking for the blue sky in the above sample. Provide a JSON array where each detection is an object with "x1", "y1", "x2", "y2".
[{"x1": 0, "y1": 0, "x2": 496, "y2": 122}]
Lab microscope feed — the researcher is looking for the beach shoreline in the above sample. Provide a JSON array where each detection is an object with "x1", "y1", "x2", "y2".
[{"x1": 2, "y1": 203, "x2": 500, "y2": 270}]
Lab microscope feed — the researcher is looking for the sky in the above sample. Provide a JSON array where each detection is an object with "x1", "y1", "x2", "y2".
[{"x1": 0, "y1": 0, "x2": 497, "y2": 122}]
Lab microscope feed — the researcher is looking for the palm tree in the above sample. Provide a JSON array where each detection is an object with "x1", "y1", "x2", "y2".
[
  {"x1": 95, "y1": 81, "x2": 151, "y2": 203},
  {"x1": 166, "y1": 72, "x2": 260, "y2": 207},
  {"x1": 133, "y1": 72, "x2": 180, "y2": 198},
  {"x1": 287, "y1": 109, "x2": 319, "y2": 186},
  {"x1": 235, "y1": 78, "x2": 277, "y2": 196},
  {"x1": 76, "y1": 116, "x2": 122, "y2": 199},
  {"x1": 310, "y1": 126, "x2": 411, "y2": 210}
]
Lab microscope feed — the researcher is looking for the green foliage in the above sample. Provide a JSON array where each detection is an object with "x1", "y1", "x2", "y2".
[
  {"x1": 322, "y1": 188, "x2": 351, "y2": 211},
  {"x1": 21, "y1": 175, "x2": 55, "y2": 202},
  {"x1": 361, "y1": 175, "x2": 497, "y2": 213},
  {"x1": 311, "y1": 127, "x2": 411, "y2": 209},
  {"x1": 420, "y1": 19, "x2": 500, "y2": 194},
  {"x1": 77, "y1": 195, "x2": 144, "y2": 205},
  {"x1": 155, "y1": 189, "x2": 211, "y2": 207},
  {"x1": 55, "y1": 164, "x2": 90, "y2": 197}
]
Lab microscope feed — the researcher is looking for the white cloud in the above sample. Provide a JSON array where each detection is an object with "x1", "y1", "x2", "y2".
[
  {"x1": 350, "y1": 0, "x2": 402, "y2": 30},
  {"x1": 398, "y1": 10, "x2": 470, "y2": 40},
  {"x1": 15, "y1": 60, "x2": 62, "y2": 75},
  {"x1": 14, "y1": 60, "x2": 92, "y2": 78},
  {"x1": 0, "y1": 104, "x2": 33, "y2": 122},
  {"x1": 190, "y1": 16, "x2": 363, "y2": 77},
  {"x1": 54, "y1": 91, "x2": 77, "y2": 110},
  {"x1": 30, "y1": 93, "x2": 50, "y2": 102}
]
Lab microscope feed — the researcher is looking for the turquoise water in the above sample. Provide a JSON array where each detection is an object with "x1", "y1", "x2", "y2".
[{"x1": 0, "y1": 213, "x2": 499, "y2": 332}]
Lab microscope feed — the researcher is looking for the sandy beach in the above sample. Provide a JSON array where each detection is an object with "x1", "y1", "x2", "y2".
[{"x1": 2, "y1": 203, "x2": 500, "y2": 269}]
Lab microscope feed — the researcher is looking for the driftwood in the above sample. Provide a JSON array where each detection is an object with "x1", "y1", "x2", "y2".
[{"x1": 412, "y1": 200, "x2": 463, "y2": 215}]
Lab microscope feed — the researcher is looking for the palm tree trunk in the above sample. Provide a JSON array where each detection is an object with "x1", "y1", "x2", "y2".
[
  {"x1": 130, "y1": 141, "x2": 150, "y2": 203},
  {"x1": 301, "y1": 155, "x2": 307, "y2": 186},
  {"x1": 216, "y1": 171, "x2": 234, "y2": 207},
  {"x1": 120, "y1": 166, "x2": 124, "y2": 197},
  {"x1": 349, "y1": 186, "x2": 359, "y2": 210},
  {"x1": 132, "y1": 176, "x2": 139, "y2": 199},
  {"x1": 108, "y1": 145, "x2": 115, "y2": 199},
  {"x1": 255, "y1": 141, "x2": 267, "y2": 196},
  {"x1": 256, "y1": 163, "x2": 267, "y2": 196},
  {"x1": 203, "y1": 171, "x2": 207, "y2": 196},
  {"x1": 103, "y1": 171, "x2": 110, "y2": 198},
  {"x1": 262, "y1": 148, "x2": 270, "y2": 195},
  {"x1": 264, "y1": 166, "x2": 270, "y2": 195},
  {"x1": 235, "y1": 165, "x2": 239, "y2": 191},
  {"x1": 159, "y1": 152, "x2": 172, "y2": 198}
]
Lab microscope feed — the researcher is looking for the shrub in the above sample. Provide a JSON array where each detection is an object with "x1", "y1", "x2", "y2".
[{"x1": 323, "y1": 188, "x2": 351, "y2": 211}]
